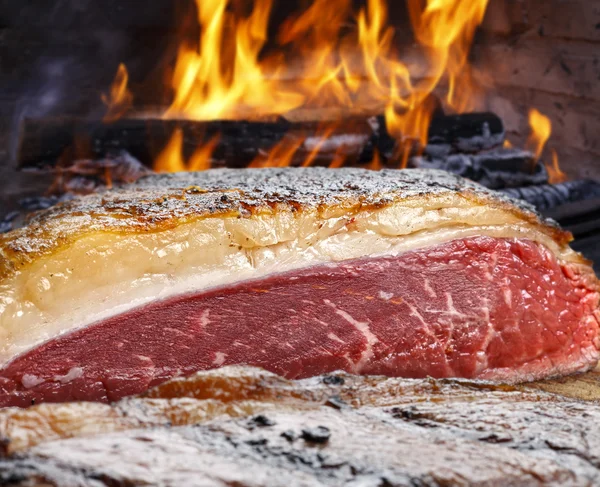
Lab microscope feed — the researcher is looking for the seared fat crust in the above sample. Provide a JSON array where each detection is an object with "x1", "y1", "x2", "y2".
[
  {"x1": 0, "y1": 168, "x2": 582, "y2": 366},
  {"x1": 0, "y1": 168, "x2": 571, "y2": 277}
]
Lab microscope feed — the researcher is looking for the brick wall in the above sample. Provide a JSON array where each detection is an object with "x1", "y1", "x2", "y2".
[{"x1": 473, "y1": 0, "x2": 600, "y2": 179}]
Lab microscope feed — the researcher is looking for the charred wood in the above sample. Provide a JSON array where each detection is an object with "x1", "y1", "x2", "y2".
[
  {"x1": 0, "y1": 195, "x2": 72, "y2": 234},
  {"x1": 16, "y1": 116, "x2": 398, "y2": 170},
  {"x1": 45, "y1": 151, "x2": 151, "y2": 195},
  {"x1": 502, "y1": 179, "x2": 600, "y2": 212},
  {"x1": 426, "y1": 112, "x2": 505, "y2": 156},
  {"x1": 411, "y1": 148, "x2": 546, "y2": 189}
]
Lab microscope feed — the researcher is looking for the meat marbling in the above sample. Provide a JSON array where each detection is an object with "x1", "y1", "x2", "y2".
[{"x1": 0, "y1": 168, "x2": 598, "y2": 407}]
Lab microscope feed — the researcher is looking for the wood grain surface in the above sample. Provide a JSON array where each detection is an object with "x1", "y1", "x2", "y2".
[{"x1": 527, "y1": 366, "x2": 600, "y2": 401}]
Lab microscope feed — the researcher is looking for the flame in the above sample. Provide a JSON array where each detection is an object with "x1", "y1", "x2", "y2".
[
  {"x1": 189, "y1": 134, "x2": 220, "y2": 171},
  {"x1": 155, "y1": 128, "x2": 186, "y2": 173},
  {"x1": 133, "y1": 0, "x2": 491, "y2": 171},
  {"x1": 527, "y1": 108, "x2": 552, "y2": 160},
  {"x1": 102, "y1": 63, "x2": 133, "y2": 123},
  {"x1": 547, "y1": 149, "x2": 567, "y2": 184},
  {"x1": 526, "y1": 109, "x2": 566, "y2": 183},
  {"x1": 154, "y1": 129, "x2": 218, "y2": 173},
  {"x1": 367, "y1": 149, "x2": 383, "y2": 171},
  {"x1": 383, "y1": 0, "x2": 489, "y2": 158},
  {"x1": 249, "y1": 136, "x2": 305, "y2": 168},
  {"x1": 165, "y1": 0, "x2": 304, "y2": 120}
]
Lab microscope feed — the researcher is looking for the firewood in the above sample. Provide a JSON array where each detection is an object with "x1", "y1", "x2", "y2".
[{"x1": 16, "y1": 116, "x2": 395, "y2": 170}]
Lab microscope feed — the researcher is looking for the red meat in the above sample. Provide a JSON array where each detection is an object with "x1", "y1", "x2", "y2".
[{"x1": 1, "y1": 236, "x2": 598, "y2": 408}]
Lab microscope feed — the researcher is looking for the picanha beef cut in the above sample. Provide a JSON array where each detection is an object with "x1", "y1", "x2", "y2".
[
  {"x1": 2, "y1": 367, "x2": 600, "y2": 486},
  {"x1": 0, "y1": 168, "x2": 598, "y2": 407}
]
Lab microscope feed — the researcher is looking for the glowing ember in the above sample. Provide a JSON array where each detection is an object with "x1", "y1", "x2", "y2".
[{"x1": 102, "y1": 64, "x2": 133, "y2": 123}]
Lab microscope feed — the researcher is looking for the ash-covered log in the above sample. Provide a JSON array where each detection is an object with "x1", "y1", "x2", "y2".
[
  {"x1": 15, "y1": 116, "x2": 397, "y2": 170},
  {"x1": 502, "y1": 180, "x2": 600, "y2": 212},
  {"x1": 426, "y1": 112, "x2": 505, "y2": 156},
  {"x1": 411, "y1": 148, "x2": 546, "y2": 189}
]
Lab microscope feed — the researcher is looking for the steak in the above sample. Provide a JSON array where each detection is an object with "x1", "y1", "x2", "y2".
[
  {"x1": 2, "y1": 367, "x2": 600, "y2": 486},
  {"x1": 0, "y1": 168, "x2": 598, "y2": 407}
]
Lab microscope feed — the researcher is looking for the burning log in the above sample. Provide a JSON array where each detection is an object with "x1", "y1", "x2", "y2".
[
  {"x1": 15, "y1": 116, "x2": 397, "y2": 170},
  {"x1": 425, "y1": 112, "x2": 505, "y2": 156},
  {"x1": 16, "y1": 112, "x2": 505, "y2": 171},
  {"x1": 411, "y1": 148, "x2": 547, "y2": 189}
]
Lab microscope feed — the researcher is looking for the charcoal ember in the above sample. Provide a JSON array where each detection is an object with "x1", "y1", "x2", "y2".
[
  {"x1": 1, "y1": 196, "x2": 71, "y2": 234},
  {"x1": 0, "y1": 212, "x2": 19, "y2": 233},
  {"x1": 502, "y1": 180, "x2": 600, "y2": 211},
  {"x1": 426, "y1": 112, "x2": 505, "y2": 156},
  {"x1": 358, "y1": 115, "x2": 397, "y2": 162},
  {"x1": 411, "y1": 148, "x2": 547, "y2": 189},
  {"x1": 17, "y1": 196, "x2": 62, "y2": 211},
  {"x1": 49, "y1": 151, "x2": 151, "y2": 195}
]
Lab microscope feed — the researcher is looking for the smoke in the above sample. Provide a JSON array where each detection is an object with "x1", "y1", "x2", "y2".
[{"x1": 3, "y1": 0, "x2": 178, "y2": 163}]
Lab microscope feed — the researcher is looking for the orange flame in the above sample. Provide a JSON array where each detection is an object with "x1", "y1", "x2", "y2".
[
  {"x1": 408, "y1": 0, "x2": 489, "y2": 112},
  {"x1": 189, "y1": 134, "x2": 220, "y2": 171},
  {"x1": 102, "y1": 63, "x2": 133, "y2": 123},
  {"x1": 164, "y1": 0, "x2": 304, "y2": 121},
  {"x1": 527, "y1": 108, "x2": 552, "y2": 160},
  {"x1": 547, "y1": 149, "x2": 567, "y2": 184},
  {"x1": 155, "y1": 128, "x2": 186, "y2": 173},
  {"x1": 249, "y1": 136, "x2": 305, "y2": 168},
  {"x1": 367, "y1": 149, "x2": 383, "y2": 171},
  {"x1": 527, "y1": 109, "x2": 567, "y2": 182},
  {"x1": 132, "y1": 0, "x2": 492, "y2": 171},
  {"x1": 154, "y1": 129, "x2": 218, "y2": 173},
  {"x1": 163, "y1": 0, "x2": 489, "y2": 126}
]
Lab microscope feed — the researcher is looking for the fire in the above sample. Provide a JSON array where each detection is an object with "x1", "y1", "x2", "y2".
[
  {"x1": 164, "y1": 0, "x2": 304, "y2": 121},
  {"x1": 547, "y1": 149, "x2": 567, "y2": 184},
  {"x1": 110, "y1": 0, "x2": 493, "y2": 171},
  {"x1": 527, "y1": 108, "x2": 567, "y2": 182},
  {"x1": 102, "y1": 64, "x2": 133, "y2": 123},
  {"x1": 154, "y1": 128, "x2": 185, "y2": 173},
  {"x1": 154, "y1": 130, "x2": 219, "y2": 173},
  {"x1": 527, "y1": 108, "x2": 552, "y2": 160},
  {"x1": 189, "y1": 135, "x2": 220, "y2": 171},
  {"x1": 407, "y1": 0, "x2": 489, "y2": 112},
  {"x1": 249, "y1": 136, "x2": 305, "y2": 168}
]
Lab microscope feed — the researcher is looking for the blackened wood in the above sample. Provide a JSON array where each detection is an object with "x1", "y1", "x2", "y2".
[
  {"x1": 502, "y1": 179, "x2": 600, "y2": 211},
  {"x1": 411, "y1": 148, "x2": 545, "y2": 189},
  {"x1": 544, "y1": 198, "x2": 600, "y2": 237},
  {"x1": 426, "y1": 112, "x2": 505, "y2": 155},
  {"x1": 16, "y1": 116, "x2": 397, "y2": 169}
]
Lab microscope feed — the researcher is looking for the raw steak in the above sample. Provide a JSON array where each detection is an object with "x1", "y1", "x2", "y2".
[{"x1": 0, "y1": 168, "x2": 598, "y2": 407}]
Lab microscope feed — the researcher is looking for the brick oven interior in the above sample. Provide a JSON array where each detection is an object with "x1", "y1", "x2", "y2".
[{"x1": 1, "y1": 0, "x2": 599, "y2": 265}]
